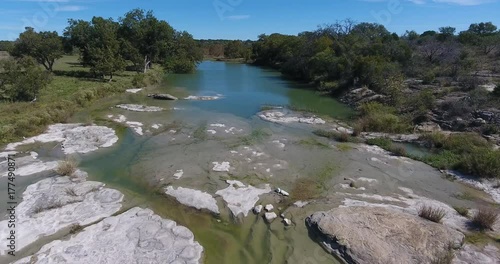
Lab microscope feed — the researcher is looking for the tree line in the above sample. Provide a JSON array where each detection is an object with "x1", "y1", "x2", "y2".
[
  {"x1": 0, "y1": 9, "x2": 203, "y2": 102},
  {"x1": 250, "y1": 20, "x2": 500, "y2": 96}
]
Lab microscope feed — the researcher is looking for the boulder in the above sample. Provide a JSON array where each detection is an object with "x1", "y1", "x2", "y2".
[
  {"x1": 265, "y1": 212, "x2": 277, "y2": 223},
  {"x1": 265, "y1": 204, "x2": 274, "y2": 212},
  {"x1": 147, "y1": 93, "x2": 178, "y2": 100},
  {"x1": 253, "y1": 205, "x2": 263, "y2": 214},
  {"x1": 283, "y1": 218, "x2": 292, "y2": 226},
  {"x1": 306, "y1": 206, "x2": 464, "y2": 264}
]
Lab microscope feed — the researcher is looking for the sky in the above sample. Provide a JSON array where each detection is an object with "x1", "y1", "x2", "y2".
[{"x1": 0, "y1": 0, "x2": 499, "y2": 40}]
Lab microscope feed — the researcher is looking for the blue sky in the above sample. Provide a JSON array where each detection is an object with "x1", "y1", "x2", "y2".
[{"x1": 1, "y1": 0, "x2": 499, "y2": 40}]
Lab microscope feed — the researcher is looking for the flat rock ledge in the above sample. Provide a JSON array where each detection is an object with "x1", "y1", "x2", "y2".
[
  {"x1": 215, "y1": 180, "x2": 271, "y2": 218},
  {"x1": 306, "y1": 206, "x2": 464, "y2": 264},
  {"x1": 0, "y1": 173, "x2": 124, "y2": 255},
  {"x1": 5, "y1": 124, "x2": 118, "y2": 154},
  {"x1": 165, "y1": 186, "x2": 220, "y2": 214},
  {"x1": 14, "y1": 207, "x2": 204, "y2": 264},
  {"x1": 116, "y1": 104, "x2": 163, "y2": 112}
]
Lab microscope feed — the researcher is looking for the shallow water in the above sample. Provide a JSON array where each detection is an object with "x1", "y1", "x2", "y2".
[{"x1": 6, "y1": 62, "x2": 497, "y2": 264}]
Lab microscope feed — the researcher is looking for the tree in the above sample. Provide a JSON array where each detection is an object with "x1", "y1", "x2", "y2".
[
  {"x1": 468, "y1": 22, "x2": 497, "y2": 36},
  {"x1": 0, "y1": 57, "x2": 51, "y2": 102},
  {"x1": 11, "y1": 27, "x2": 63, "y2": 71},
  {"x1": 163, "y1": 31, "x2": 203, "y2": 73},
  {"x1": 118, "y1": 9, "x2": 175, "y2": 73},
  {"x1": 65, "y1": 17, "x2": 125, "y2": 80}
]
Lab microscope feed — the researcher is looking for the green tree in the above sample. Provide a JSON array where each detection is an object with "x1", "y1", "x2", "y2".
[
  {"x1": 65, "y1": 17, "x2": 125, "y2": 80},
  {"x1": 10, "y1": 27, "x2": 63, "y2": 71},
  {"x1": 118, "y1": 9, "x2": 175, "y2": 72},
  {"x1": 0, "y1": 57, "x2": 51, "y2": 102}
]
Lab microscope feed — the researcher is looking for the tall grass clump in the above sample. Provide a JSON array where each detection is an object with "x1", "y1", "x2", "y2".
[
  {"x1": 471, "y1": 208, "x2": 498, "y2": 231},
  {"x1": 55, "y1": 158, "x2": 78, "y2": 176},
  {"x1": 418, "y1": 205, "x2": 446, "y2": 223}
]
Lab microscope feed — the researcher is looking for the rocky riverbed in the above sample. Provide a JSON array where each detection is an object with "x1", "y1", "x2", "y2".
[{"x1": 1, "y1": 100, "x2": 498, "y2": 264}]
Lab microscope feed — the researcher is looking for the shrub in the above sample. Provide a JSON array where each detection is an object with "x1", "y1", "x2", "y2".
[
  {"x1": 390, "y1": 145, "x2": 407, "y2": 156},
  {"x1": 356, "y1": 102, "x2": 412, "y2": 133},
  {"x1": 458, "y1": 75, "x2": 484, "y2": 91},
  {"x1": 55, "y1": 159, "x2": 78, "y2": 176},
  {"x1": 419, "y1": 205, "x2": 446, "y2": 223},
  {"x1": 453, "y1": 206, "x2": 469, "y2": 217},
  {"x1": 313, "y1": 130, "x2": 359, "y2": 143},
  {"x1": 366, "y1": 137, "x2": 392, "y2": 149},
  {"x1": 471, "y1": 208, "x2": 498, "y2": 231},
  {"x1": 460, "y1": 148, "x2": 500, "y2": 179}
]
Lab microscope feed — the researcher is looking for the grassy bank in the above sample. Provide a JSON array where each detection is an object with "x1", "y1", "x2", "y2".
[
  {"x1": 0, "y1": 55, "x2": 161, "y2": 144},
  {"x1": 365, "y1": 132, "x2": 500, "y2": 179}
]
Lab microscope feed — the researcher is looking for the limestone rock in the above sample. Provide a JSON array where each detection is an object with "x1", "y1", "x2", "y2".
[
  {"x1": 265, "y1": 212, "x2": 277, "y2": 223},
  {"x1": 265, "y1": 204, "x2": 274, "y2": 212},
  {"x1": 148, "y1": 93, "x2": 178, "y2": 100},
  {"x1": 283, "y1": 218, "x2": 292, "y2": 226},
  {"x1": 116, "y1": 104, "x2": 163, "y2": 112},
  {"x1": 165, "y1": 186, "x2": 220, "y2": 214},
  {"x1": 0, "y1": 174, "x2": 123, "y2": 255},
  {"x1": 306, "y1": 206, "x2": 464, "y2": 264},
  {"x1": 5, "y1": 124, "x2": 118, "y2": 154},
  {"x1": 253, "y1": 205, "x2": 263, "y2": 214},
  {"x1": 14, "y1": 208, "x2": 203, "y2": 264},
  {"x1": 215, "y1": 180, "x2": 271, "y2": 217}
]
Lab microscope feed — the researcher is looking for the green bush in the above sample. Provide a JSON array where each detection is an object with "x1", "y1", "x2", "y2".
[
  {"x1": 366, "y1": 137, "x2": 392, "y2": 149},
  {"x1": 460, "y1": 148, "x2": 500, "y2": 179},
  {"x1": 356, "y1": 102, "x2": 412, "y2": 133}
]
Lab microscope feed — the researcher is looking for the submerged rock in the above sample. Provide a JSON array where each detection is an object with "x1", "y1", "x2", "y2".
[
  {"x1": 116, "y1": 104, "x2": 163, "y2": 112},
  {"x1": 0, "y1": 173, "x2": 124, "y2": 255},
  {"x1": 306, "y1": 206, "x2": 464, "y2": 264},
  {"x1": 14, "y1": 207, "x2": 203, "y2": 264},
  {"x1": 165, "y1": 186, "x2": 220, "y2": 214},
  {"x1": 215, "y1": 180, "x2": 271, "y2": 217},
  {"x1": 148, "y1": 93, "x2": 178, "y2": 100},
  {"x1": 212, "y1": 161, "x2": 231, "y2": 172},
  {"x1": 184, "y1": 95, "x2": 222, "y2": 101},
  {"x1": 259, "y1": 110, "x2": 326, "y2": 125},
  {"x1": 5, "y1": 124, "x2": 118, "y2": 154},
  {"x1": 125, "y1": 88, "x2": 143, "y2": 93}
]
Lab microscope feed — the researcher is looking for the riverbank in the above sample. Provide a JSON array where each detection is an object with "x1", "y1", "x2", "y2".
[{"x1": 0, "y1": 55, "x2": 163, "y2": 145}]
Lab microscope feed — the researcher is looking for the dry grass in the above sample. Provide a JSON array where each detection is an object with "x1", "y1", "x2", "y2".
[
  {"x1": 471, "y1": 208, "x2": 499, "y2": 231},
  {"x1": 55, "y1": 159, "x2": 78, "y2": 176},
  {"x1": 419, "y1": 205, "x2": 446, "y2": 223},
  {"x1": 453, "y1": 206, "x2": 469, "y2": 217},
  {"x1": 290, "y1": 178, "x2": 319, "y2": 201}
]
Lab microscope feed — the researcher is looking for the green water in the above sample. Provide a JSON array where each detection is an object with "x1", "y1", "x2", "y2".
[
  {"x1": 167, "y1": 61, "x2": 353, "y2": 119},
  {"x1": 75, "y1": 61, "x2": 349, "y2": 264}
]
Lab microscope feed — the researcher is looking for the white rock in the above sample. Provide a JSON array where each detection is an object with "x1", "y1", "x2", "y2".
[
  {"x1": 13, "y1": 208, "x2": 203, "y2": 264},
  {"x1": 253, "y1": 205, "x2": 263, "y2": 214},
  {"x1": 1, "y1": 158, "x2": 58, "y2": 177},
  {"x1": 125, "y1": 88, "x2": 143, "y2": 93},
  {"x1": 173, "y1": 169, "x2": 184, "y2": 179},
  {"x1": 294, "y1": 201, "x2": 310, "y2": 208},
  {"x1": 283, "y1": 218, "x2": 292, "y2": 226},
  {"x1": 6, "y1": 124, "x2": 118, "y2": 154},
  {"x1": 212, "y1": 161, "x2": 231, "y2": 172},
  {"x1": 0, "y1": 174, "x2": 123, "y2": 255},
  {"x1": 30, "y1": 151, "x2": 38, "y2": 159},
  {"x1": 151, "y1": 124, "x2": 162, "y2": 129},
  {"x1": 265, "y1": 204, "x2": 274, "y2": 212},
  {"x1": 259, "y1": 111, "x2": 326, "y2": 125},
  {"x1": 265, "y1": 212, "x2": 278, "y2": 223},
  {"x1": 444, "y1": 170, "x2": 500, "y2": 203},
  {"x1": 215, "y1": 180, "x2": 271, "y2": 217},
  {"x1": 207, "y1": 129, "x2": 217, "y2": 135},
  {"x1": 165, "y1": 186, "x2": 219, "y2": 214},
  {"x1": 272, "y1": 140, "x2": 286, "y2": 148},
  {"x1": 210, "y1": 123, "x2": 226, "y2": 128},
  {"x1": 116, "y1": 104, "x2": 163, "y2": 112}
]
